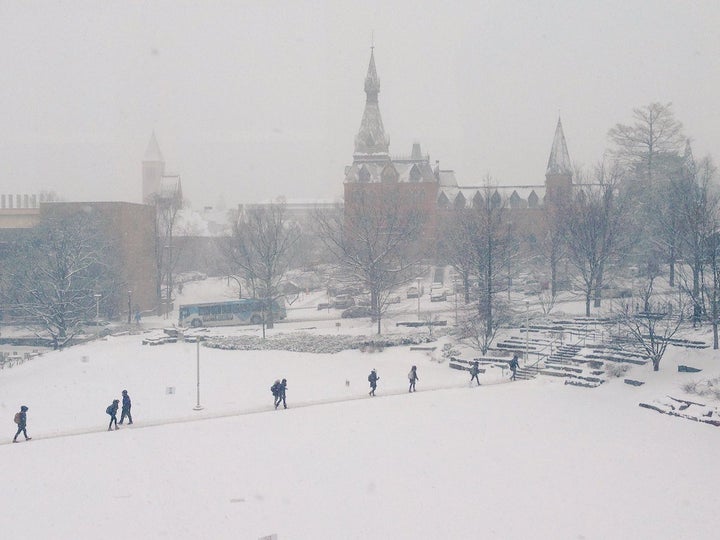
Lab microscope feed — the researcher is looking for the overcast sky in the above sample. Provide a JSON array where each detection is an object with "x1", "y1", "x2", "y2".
[{"x1": 1, "y1": 0, "x2": 719, "y2": 208}]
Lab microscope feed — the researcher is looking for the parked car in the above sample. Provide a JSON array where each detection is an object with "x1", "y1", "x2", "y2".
[
  {"x1": 406, "y1": 286, "x2": 419, "y2": 298},
  {"x1": 430, "y1": 289, "x2": 447, "y2": 302},
  {"x1": 333, "y1": 294, "x2": 355, "y2": 309},
  {"x1": 317, "y1": 302, "x2": 332, "y2": 310},
  {"x1": 341, "y1": 306, "x2": 373, "y2": 318},
  {"x1": 387, "y1": 295, "x2": 401, "y2": 304}
]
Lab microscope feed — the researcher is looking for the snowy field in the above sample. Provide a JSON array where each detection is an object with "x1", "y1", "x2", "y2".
[{"x1": 1, "y1": 279, "x2": 719, "y2": 539}]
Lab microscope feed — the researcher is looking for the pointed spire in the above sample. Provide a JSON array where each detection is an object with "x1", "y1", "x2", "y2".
[
  {"x1": 364, "y1": 48, "x2": 380, "y2": 101},
  {"x1": 354, "y1": 48, "x2": 389, "y2": 160},
  {"x1": 143, "y1": 132, "x2": 164, "y2": 163},
  {"x1": 546, "y1": 117, "x2": 572, "y2": 176}
]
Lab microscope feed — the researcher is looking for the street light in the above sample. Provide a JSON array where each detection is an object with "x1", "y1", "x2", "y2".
[
  {"x1": 417, "y1": 278, "x2": 421, "y2": 318},
  {"x1": 94, "y1": 294, "x2": 102, "y2": 340},
  {"x1": 163, "y1": 244, "x2": 170, "y2": 320},
  {"x1": 193, "y1": 338, "x2": 204, "y2": 411},
  {"x1": 127, "y1": 290, "x2": 132, "y2": 325},
  {"x1": 453, "y1": 276, "x2": 459, "y2": 325},
  {"x1": 525, "y1": 299, "x2": 530, "y2": 365}
]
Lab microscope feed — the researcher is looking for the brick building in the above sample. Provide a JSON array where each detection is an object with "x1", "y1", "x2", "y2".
[{"x1": 0, "y1": 201, "x2": 158, "y2": 317}]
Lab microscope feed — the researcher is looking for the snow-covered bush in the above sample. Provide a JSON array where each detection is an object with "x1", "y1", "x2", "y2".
[
  {"x1": 682, "y1": 377, "x2": 720, "y2": 401},
  {"x1": 204, "y1": 333, "x2": 436, "y2": 354},
  {"x1": 604, "y1": 363, "x2": 631, "y2": 378}
]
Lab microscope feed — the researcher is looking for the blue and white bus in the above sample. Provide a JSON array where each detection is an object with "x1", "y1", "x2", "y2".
[{"x1": 178, "y1": 299, "x2": 287, "y2": 328}]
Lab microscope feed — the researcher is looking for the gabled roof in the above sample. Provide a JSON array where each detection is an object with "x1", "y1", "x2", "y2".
[{"x1": 546, "y1": 118, "x2": 572, "y2": 177}]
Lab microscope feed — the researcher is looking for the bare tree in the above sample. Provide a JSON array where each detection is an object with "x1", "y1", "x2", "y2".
[
  {"x1": 315, "y1": 185, "x2": 426, "y2": 334},
  {"x1": 225, "y1": 202, "x2": 300, "y2": 335},
  {"x1": 438, "y1": 208, "x2": 477, "y2": 305},
  {"x1": 608, "y1": 102, "x2": 684, "y2": 185},
  {"x1": 562, "y1": 163, "x2": 632, "y2": 315},
  {"x1": 618, "y1": 301, "x2": 683, "y2": 371},
  {"x1": 445, "y1": 177, "x2": 515, "y2": 346},
  {"x1": 152, "y1": 192, "x2": 184, "y2": 316},
  {"x1": 672, "y1": 154, "x2": 720, "y2": 341},
  {"x1": 3, "y1": 212, "x2": 119, "y2": 349}
]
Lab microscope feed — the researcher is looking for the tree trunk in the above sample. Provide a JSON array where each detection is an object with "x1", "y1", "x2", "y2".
[
  {"x1": 594, "y1": 264, "x2": 604, "y2": 308},
  {"x1": 585, "y1": 294, "x2": 591, "y2": 317},
  {"x1": 668, "y1": 245, "x2": 675, "y2": 287},
  {"x1": 652, "y1": 357, "x2": 660, "y2": 371},
  {"x1": 713, "y1": 321, "x2": 718, "y2": 350}
]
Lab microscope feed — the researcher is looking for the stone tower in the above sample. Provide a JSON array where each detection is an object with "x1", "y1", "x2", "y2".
[{"x1": 142, "y1": 132, "x2": 165, "y2": 204}]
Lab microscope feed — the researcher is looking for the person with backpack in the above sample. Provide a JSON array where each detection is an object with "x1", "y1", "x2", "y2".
[
  {"x1": 275, "y1": 378, "x2": 288, "y2": 409},
  {"x1": 408, "y1": 365, "x2": 419, "y2": 393},
  {"x1": 368, "y1": 369, "x2": 379, "y2": 396},
  {"x1": 12, "y1": 405, "x2": 31, "y2": 443},
  {"x1": 509, "y1": 354, "x2": 520, "y2": 381},
  {"x1": 119, "y1": 389, "x2": 133, "y2": 425},
  {"x1": 271, "y1": 379, "x2": 282, "y2": 408},
  {"x1": 106, "y1": 399, "x2": 120, "y2": 430},
  {"x1": 469, "y1": 361, "x2": 481, "y2": 386}
]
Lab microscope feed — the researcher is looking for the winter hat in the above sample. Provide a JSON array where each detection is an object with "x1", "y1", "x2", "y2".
[
  {"x1": 122, "y1": 390, "x2": 128, "y2": 395},
  {"x1": 20, "y1": 405, "x2": 28, "y2": 411},
  {"x1": 113, "y1": 399, "x2": 120, "y2": 403},
  {"x1": 281, "y1": 378, "x2": 287, "y2": 383}
]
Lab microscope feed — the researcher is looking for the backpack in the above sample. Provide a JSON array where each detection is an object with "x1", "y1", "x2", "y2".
[
  {"x1": 13, "y1": 412, "x2": 21, "y2": 425},
  {"x1": 106, "y1": 405, "x2": 113, "y2": 415},
  {"x1": 368, "y1": 374, "x2": 373, "y2": 382},
  {"x1": 271, "y1": 383, "x2": 279, "y2": 396}
]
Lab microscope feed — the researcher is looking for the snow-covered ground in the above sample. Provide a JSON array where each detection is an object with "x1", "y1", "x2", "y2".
[{"x1": 1, "y1": 278, "x2": 719, "y2": 539}]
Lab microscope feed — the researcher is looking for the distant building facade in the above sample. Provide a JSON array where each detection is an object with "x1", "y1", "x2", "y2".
[
  {"x1": 0, "y1": 201, "x2": 158, "y2": 317},
  {"x1": 343, "y1": 49, "x2": 575, "y2": 247}
]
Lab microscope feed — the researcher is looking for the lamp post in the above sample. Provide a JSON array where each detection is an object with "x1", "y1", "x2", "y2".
[
  {"x1": 417, "y1": 278, "x2": 421, "y2": 318},
  {"x1": 454, "y1": 276, "x2": 459, "y2": 326},
  {"x1": 94, "y1": 294, "x2": 102, "y2": 340},
  {"x1": 525, "y1": 299, "x2": 530, "y2": 365},
  {"x1": 163, "y1": 245, "x2": 170, "y2": 319},
  {"x1": 193, "y1": 339, "x2": 203, "y2": 410},
  {"x1": 127, "y1": 290, "x2": 132, "y2": 325}
]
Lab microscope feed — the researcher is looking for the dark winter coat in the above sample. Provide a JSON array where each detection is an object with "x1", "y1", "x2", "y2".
[
  {"x1": 509, "y1": 358, "x2": 519, "y2": 370},
  {"x1": 16, "y1": 411, "x2": 27, "y2": 428},
  {"x1": 278, "y1": 381, "x2": 287, "y2": 397},
  {"x1": 122, "y1": 394, "x2": 131, "y2": 411},
  {"x1": 107, "y1": 402, "x2": 119, "y2": 416},
  {"x1": 368, "y1": 372, "x2": 379, "y2": 385},
  {"x1": 470, "y1": 365, "x2": 479, "y2": 376},
  {"x1": 408, "y1": 369, "x2": 419, "y2": 382},
  {"x1": 271, "y1": 382, "x2": 281, "y2": 397}
]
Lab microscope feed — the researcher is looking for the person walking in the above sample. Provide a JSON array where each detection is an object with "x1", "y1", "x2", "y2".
[
  {"x1": 106, "y1": 399, "x2": 120, "y2": 430},
  {"x1": 271, "y1": 379, "x2": 282, "y2": 408},
  {"x1": 469, "y1": 361, "x2": 481, "y2": 386},
  {"x1": 408, "y1": 365, "x2": 419, "y2": 393},
  {"x1": 119, "y1": 389, "x2": 133, "y2": 425},
  {"x1": 276, "y1": 378, "x2": 288, "y2": 409},
  {"x1": 12, "y1": 405, "x2": 31, "y2": 443},
  {"x1": 509, "y1": 354, "x2": 520, "y2": 381},
  {"x1": 368, "y1": 369, "x2": 379, "y2": 396}
]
